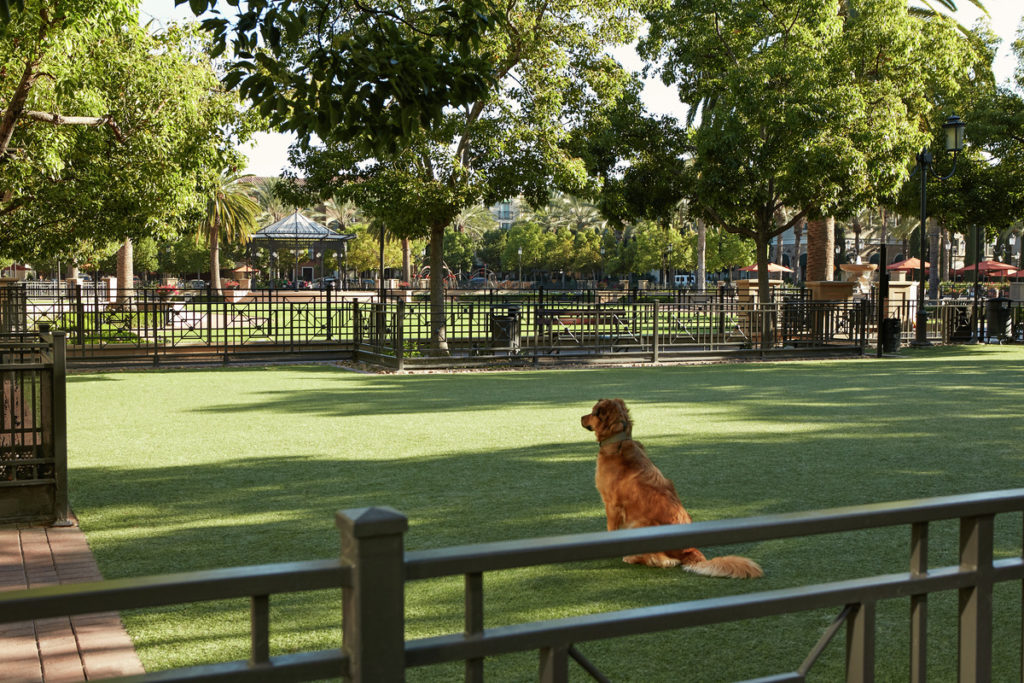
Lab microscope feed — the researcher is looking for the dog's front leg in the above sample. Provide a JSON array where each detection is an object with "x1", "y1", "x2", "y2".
[{"x1": 605, "y1": 503, "x2": 624, "y2": 531}]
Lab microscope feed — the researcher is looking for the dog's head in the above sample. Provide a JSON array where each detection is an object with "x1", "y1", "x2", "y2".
[{"x1": 581, "y1": 398, "x2": 632, "y2": 441}]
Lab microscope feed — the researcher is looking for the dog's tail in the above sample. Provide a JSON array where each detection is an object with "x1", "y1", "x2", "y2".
[{"x1": 682, "y1": 555, "x2": 763, "y2": 579}]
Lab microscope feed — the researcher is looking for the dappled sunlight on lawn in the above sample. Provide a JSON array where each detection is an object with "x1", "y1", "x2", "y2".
[{"x1": 64, "y1": 346, "x2": 1024, "y2": 680}]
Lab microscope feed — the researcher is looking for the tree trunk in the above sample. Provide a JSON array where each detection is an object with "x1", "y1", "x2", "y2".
[
  {"x1": 209, "y1": 229, "x2": 222, "y2": 293},
  {"x1": 927, "y1": 218, "x2": 940, "y2": 299},
  {"x1": 755, "y1": 236, "x2": 771, "y2": 305},
  {"x1": 115, "y1": 238, "x2": 133, "y2": 305},
  {"x1": 696, "y1": 219, "x2": 706, "y2": 293},
  {"x1": 0, "y1": 54, "x2": 43, "y2": 158},
  {"x1": 428, "y1": 223, "x2": 449, "y2": 353},
  {"x1": 793, "y1": 220, "x2": 804, "y2": 282},
  {"x1": 805, "y1": 217, "x2": 834, "y2": 281}
]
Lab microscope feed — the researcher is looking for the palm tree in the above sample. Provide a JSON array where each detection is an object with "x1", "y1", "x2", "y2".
[
  {"x1": 546, "y1": 193, "x2": 606, "y2": 233},
  {"x1": 317, "y1": 198, "x2": 362, "y2": 231},
  {"x1": 451, "y1": 204, "x2": 497, "y2": 239},
  {"x1": 250, "y1": 177, "x2": 291, "y2": 225},
  {"x1": 201, "y1": 171, "x2": 261, "y2": 292}
]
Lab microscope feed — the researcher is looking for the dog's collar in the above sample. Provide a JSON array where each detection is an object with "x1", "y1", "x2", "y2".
[{"x1": 599, "y1": 431, "x2": 631, "y2": 448}]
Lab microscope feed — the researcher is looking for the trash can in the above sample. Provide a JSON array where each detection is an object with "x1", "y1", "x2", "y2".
[
  {"x1": 881, "y1": 317, "x2": 901, "y2": 353},
  {"x1": 490, "y1": 305, "x2": 521, "y2": 352},
  {"x1": 986, "y1": 298, "x2": 1012, "y2": 341}
]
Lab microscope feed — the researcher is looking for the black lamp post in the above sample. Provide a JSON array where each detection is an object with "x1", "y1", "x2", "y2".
[{"x1": 914, "y1": 113, "x2": 966, "y2": 345}]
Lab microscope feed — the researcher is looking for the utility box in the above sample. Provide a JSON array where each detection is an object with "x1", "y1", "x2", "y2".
[{"x1": 1010, "y1": 282, "x2": 1024, "y2": 301}]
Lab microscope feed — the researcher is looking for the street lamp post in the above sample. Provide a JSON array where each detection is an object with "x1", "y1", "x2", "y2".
[
  {"x1": 914, "y1": 114, "x2": 965, "y2": 346},
  {"x1": 517, "y1": 246, "x2": 523, "y2": 289},
  {"x1": 667, "y1": 244, "x2": 674, "y2": 288}
]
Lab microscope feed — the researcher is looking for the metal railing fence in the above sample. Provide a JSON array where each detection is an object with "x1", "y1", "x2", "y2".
[
  {"x1": 0, "y1": 330, "x2": 68, "y2": 524},
  {"x1": 4, "y1": 283, "x2": 1020, "y2": 367},
  {"x1": 1, "y1": 489, "x2": 1021, "y2": 681}
]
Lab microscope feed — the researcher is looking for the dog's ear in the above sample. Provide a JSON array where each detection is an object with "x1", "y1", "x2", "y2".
[{"x1": 610, "y1": 399, "x2": 632, "y2": 432}]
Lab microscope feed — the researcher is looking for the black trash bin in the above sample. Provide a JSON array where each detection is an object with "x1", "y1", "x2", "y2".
[
  {"x1": 986, "y1": 298, "x2": 1012, "y2": 341},
  {"x1": 490, "y1": 305, "x2": 521, "y2": 352},
  {"x1": 881, "y1": 317, "x2": 901, "y2": 353}
]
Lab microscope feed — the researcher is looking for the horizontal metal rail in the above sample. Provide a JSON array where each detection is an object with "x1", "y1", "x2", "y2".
[
  {"x1": 404, "y1": 489, "x2": 1024, "y2": 579},
  {"x1": 403, "y1": 562, "x2": 1024, "y2": 667},
  {"x1": 2, "y1": 490, "x2": 1022, "y2": 682},
  {"x1": 0, "y1": 559, "x2": 348, "y2": 624}
]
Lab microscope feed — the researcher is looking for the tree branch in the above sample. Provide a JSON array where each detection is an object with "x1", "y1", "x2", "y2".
[{"x1": 4, "y1": 110, "x2": 127, "y2": 142}]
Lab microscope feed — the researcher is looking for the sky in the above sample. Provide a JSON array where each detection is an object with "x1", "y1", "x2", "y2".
[{"x1": 139, "y1": 0, "x2": 1022, "y2": 177}]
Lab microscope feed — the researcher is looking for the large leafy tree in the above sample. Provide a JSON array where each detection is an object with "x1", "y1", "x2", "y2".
[
  {"x1": 289, "y1": 0, "x2": 645, "y2": 352},
  {"x1": 0, "y1": 5, "x2": 258, "y2": 264},
  {"x1": 641, "y1": 0, "x2": 979, "y2": 303},
  {"x1": 182, "y1": 0, "x2": 496, "y2": 157}
]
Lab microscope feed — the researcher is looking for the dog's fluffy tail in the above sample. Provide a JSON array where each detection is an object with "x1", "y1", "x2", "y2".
[{"x1": 682, "y1": 555, "x2": 763, "y2": 579}]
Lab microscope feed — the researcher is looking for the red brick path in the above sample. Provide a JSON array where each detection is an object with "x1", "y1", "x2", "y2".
[{"x1": 0, "y1": 525, "x2": 144, "y2": 682}]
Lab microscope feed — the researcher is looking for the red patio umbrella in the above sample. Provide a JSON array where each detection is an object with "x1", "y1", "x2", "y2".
[
  {"x1": 952, "y1": 259, "x2": 1017, "y2": 276},
  {"x1": 887, "y1": 257, "x2": 928, "y2": 272},
  {"x1": 737, "y1": 263, "x2": 793, "y2": 273}
]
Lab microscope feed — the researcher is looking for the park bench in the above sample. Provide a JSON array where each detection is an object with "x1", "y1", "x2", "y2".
[{"x1": 535, "y1": 307, "x2": 639, "y2": 346}]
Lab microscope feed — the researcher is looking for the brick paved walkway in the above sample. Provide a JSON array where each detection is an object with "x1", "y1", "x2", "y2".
[{"x1": 0, "y1": 524, "x2": 144, "y2": 682}]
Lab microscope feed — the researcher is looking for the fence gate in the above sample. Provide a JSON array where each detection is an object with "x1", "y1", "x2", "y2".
[
  {"x1": 0, "y1": 284, "x2": 27, "y2": 334},
  {"x1": 0, "y1": 331, "x2": 68, "y2": 525}
]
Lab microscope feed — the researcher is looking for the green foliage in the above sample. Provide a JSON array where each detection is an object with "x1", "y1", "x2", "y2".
[
  {"x1": 345, "y1": 223, "x2": 403, "y2": 274},
  {"x1": 185, "y1": 0, "x2": 495, "y2": 157},
  {"x1": 632, "y1": 221, "x2": 692, "y2": 274},
  {"x1": 0, "y1": 6, "x2": 259, "y2": 263},
  {"x1": 477, "y1": 229, "x2": 507, "y2": 272},
  {"x1": 640, "y1": 0, "x2": 981, "y2": 299},
  {"x1": 289, "y1": 0, "x2": 646, "y2": 347},
  {"x1": 443, "y1": 230, "x2": 475, "y2": 273}
]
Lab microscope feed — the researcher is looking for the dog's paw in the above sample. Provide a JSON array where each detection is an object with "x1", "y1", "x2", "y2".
[{"x1": 623, "y1": 554, "x2": 681, "y2": 568}]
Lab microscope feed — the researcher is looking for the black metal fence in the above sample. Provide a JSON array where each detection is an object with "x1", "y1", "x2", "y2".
[
  {"x1": 1, "y1": 489, "x2": 1021, "y2": 681},
  {"x1": 2, "y1": 283, "x2": 1021, "y2": 368},
  {"x1": 0, "y1": 330, "x2": 68, "y2": 525}
]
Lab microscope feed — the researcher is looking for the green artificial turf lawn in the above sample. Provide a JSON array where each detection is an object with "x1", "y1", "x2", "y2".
[{"x1": 66, "y1": 345, "x2": 1024, "y2": 681}]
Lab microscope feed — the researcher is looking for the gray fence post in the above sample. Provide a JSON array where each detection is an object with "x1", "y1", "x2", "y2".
[
  {"x1": 49, "y1": 332, "x2": 69, "y2": 525},
  {"x1": 539, "y1": 645, "x2": 569, "y2": 683},
  {"x1": 845, "y1": 600, "x2": 875, "y2": 683},
  {"x1": 958, "y1": 514, "x2": 994, "y2": 682},
  {"x1": 337, "y1": 507, "x2": 409, "y2": 683}
]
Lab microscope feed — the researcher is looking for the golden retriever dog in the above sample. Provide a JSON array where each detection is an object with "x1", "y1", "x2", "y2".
[{"x1": 581, "y1": 398, "x2": 763, "y2": 579}]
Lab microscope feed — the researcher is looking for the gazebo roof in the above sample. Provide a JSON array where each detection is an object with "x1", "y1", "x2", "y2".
[{"x1": 250, "y1": 211, "x2": 354, "y2": 244}]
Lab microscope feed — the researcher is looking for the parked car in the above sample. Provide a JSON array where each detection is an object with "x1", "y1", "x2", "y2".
[
  {"x1": 466, "y1": 276, "x2": 489, "y2": 289},
  {"x1": 312, "y1": 277, "x2": 338, "y2": 290},
  {"x1": 185, "y1": 279, "x2": 206, "y2": 290}
]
